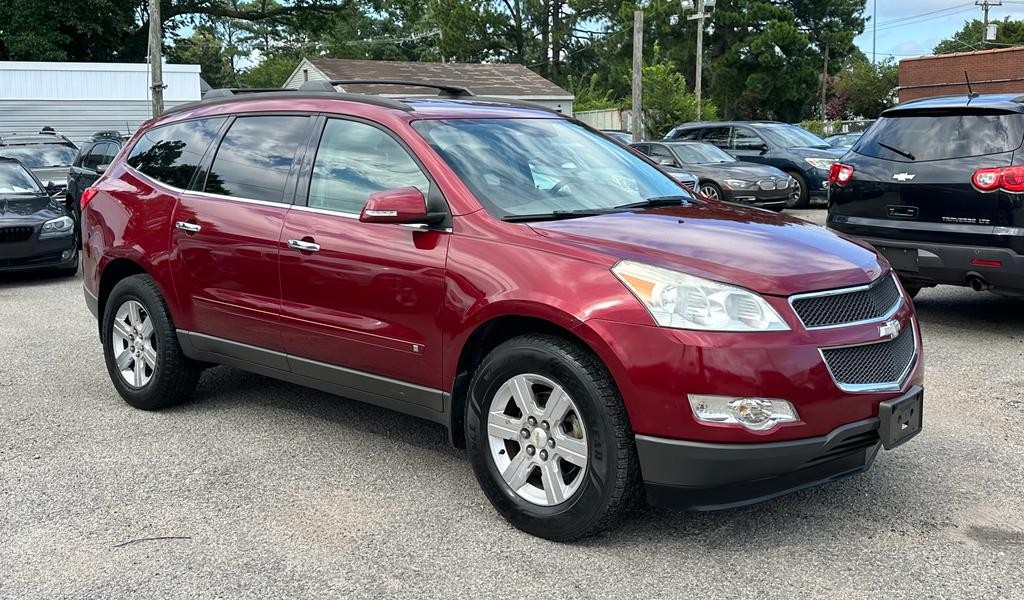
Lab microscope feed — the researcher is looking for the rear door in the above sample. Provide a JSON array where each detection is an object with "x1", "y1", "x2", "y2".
[
  {"x1": 169, "y1": 114, "x2": 314, "y2": 362},
  {"x1": 278, "y1": 116, "x2": 450, "y2": 408},
  {"x1": 700, "y1": 126, "x2": 732, "y2": 152},
  {"x1": 730, "y1": 126, "x2": 772, "y2": 166},
  {"x1": 830, "y1": 108, "x2": 1024, "y2": 249}
]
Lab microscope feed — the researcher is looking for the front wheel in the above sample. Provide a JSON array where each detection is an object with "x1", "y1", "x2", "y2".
[
  {"x1": 698, "y1": 181, "x2": 722, "y2": 201},
  {"x1": 465, "y1": 334, "x2": 640, "y2": 541},
  {"x1": 785, "y1": 171, "x2": 809, "y2": 209}
]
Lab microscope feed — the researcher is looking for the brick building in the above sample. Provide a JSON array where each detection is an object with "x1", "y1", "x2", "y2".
[{"x1": 898, "y1": 46, "x2": 1024, "y2": 103}]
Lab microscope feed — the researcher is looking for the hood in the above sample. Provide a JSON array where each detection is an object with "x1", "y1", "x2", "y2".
[
  {"x1": 529, "y1": 203, "x2": 884, "y2": 296},
  {"x1": 787, "y1": 146, "x2": 846, "y2": 160},
  {"x1": 0, "y1": 193, "x2": 67, "y2": 223},
  {"x1": 31, "y1": 166, "x2": 69, "y2": 189},
  {"x1": 684, "y1": 162, "x2": 789, "y2": 181}
]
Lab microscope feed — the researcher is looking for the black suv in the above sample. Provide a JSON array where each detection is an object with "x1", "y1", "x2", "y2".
[
  {"x1": 827, "y1": 93, "x2": 1024, "y2": 297},
  {"x1": 665, "y1": 121, "x2": 845, "y2": 208},
  {"x1": 67, "y1": 131, "x2": 126, "y2": 218},
  {"x1": 0, "y1": 129, "x2": 78, "y2": 201}
]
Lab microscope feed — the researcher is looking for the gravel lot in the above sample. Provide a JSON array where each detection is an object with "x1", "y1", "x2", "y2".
[{"x1": 2, "y1": 209, "x2": 1022, "y2": 599}]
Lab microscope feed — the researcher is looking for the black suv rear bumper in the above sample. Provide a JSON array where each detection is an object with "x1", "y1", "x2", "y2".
[
  {"x1": 637, "y1": 387, "x2": 923, "y2": 511},
  {"x1": 860, "y1": 236, "x2": 1024, "y2": 294}
]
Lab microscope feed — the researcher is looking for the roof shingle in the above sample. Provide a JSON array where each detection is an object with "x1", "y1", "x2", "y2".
[{"x1": 307, "y1": 58, "x2": 572, "y2": 98}]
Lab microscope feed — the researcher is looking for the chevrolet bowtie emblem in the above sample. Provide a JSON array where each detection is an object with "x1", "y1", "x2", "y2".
[
  {"x1": 892, "y1": 173, "x2": 916, "y2": 182},
  {"x1": 879, "y1": 319, "x2": 902, "y2": 340}
]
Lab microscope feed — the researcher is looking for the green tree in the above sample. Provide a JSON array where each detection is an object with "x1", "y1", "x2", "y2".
[
  {"x1": 0, "y1": 0, "x2": 138, "y2": 61},
  {"x1": 833, "y1": 57, "x2": 898, "y2": 118},
  {"x1": 167, "y1": 26, "x2": 235, "y2": 87},
  {"x1": 642, "y1": 61, "x2": 717, "y2": 139},
  {"x1": 934, "y1": 17, "x2": 1024, "y2": 54}
]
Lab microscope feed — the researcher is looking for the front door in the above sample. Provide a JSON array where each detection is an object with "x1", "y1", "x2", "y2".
[
  {"x1": 169, "y1": 114, "x2": 314, "y2": 361},
  {"x1": 279, "y1": 117, "x2": 450, "y2": 409}
]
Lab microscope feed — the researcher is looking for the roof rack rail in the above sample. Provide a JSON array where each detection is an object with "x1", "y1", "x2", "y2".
[
  {"x1": 311, "y1": 79, "x2": 474, "y2": 98},
  {"x1": 204, "y1": 87, "x2": 297, "y2": 99}
]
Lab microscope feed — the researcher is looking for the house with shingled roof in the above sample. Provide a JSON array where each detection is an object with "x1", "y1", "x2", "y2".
[{"x1": 284, "y1": 58, "x2": 574, "y2": 115}]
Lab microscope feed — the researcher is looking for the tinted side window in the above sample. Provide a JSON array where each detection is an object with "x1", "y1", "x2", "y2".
[
  {"x1": 73, "y1": 143, "x2": 95, "y2": 168},
  {"x1": 856, "y1": 111, "x2": 1024, "y2": 162},
  {"x1": 702, "y1": 127, "x2": 731, "y2": 147},
  {"x1": 99, "y1": 142, "x2": 119, "y2": 166},
  {"x1": 308, "y1": 119, "x2": 430, "y2": 214},
  {"x1": 733, "y1": 127, "x2": 765, "y2": 150},
  {"x1": 127, "y1": 118, "x2": 225, "y2": 189},
  {"x1": 84, "y1": 143, "x2": 115, "y2": 170},
  {"x1": 673, "y1": 128, "x2": 702, "y2": 141},
  {"x1": 203, "y1": 116, "x2": 311, "y2": 202},
  {"x1": 648, "y1": 144, "x2": 676, "y2": 165}
]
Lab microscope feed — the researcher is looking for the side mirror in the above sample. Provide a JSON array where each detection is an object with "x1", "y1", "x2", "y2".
[
  {"x1": 657, "y1": 157, "x2": 676, "y2": 167},
  {"x1": 96, "y1": 164, "x2": 108, "y2": 174},
  {"x1": 759, "y1": 144, "x2": 770, "y2": 154},
  {"x1": 359, "y1": 187, "x2": 445, "y2": 226}
]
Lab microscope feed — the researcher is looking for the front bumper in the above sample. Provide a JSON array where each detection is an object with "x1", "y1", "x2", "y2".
[
  {"x1": 724, "y1": 188, "x2": 790, "y2": 209},
  {"x1": 638, "y1": 386, "x2": 922, "y2": 510},
  {"x1": 857, "y1": 236, "x2": 1024, "y2": 294},
  {"x1": 0, "y1": 232, "x2": 77, "y2": 272}
]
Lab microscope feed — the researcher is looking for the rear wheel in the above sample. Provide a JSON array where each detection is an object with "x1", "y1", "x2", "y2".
[
  {"x1": 785, "y1": 171, "x2": 809, "y2": 209},
  {"x1": 465, "y1": 334, "x2": 640, "y2": 541},
  {"x1": 102, "y1": 274, "x2": 200, "y2": 410}
]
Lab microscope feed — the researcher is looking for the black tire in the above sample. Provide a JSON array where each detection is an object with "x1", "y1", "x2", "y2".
[
  {"x1": 698, "y1": 181, "x2": 723, "y2": 201},
  {"x1": 900, "y1": 279, "x2": 922, "y2": 299},
  {"x1": 785, "y1": 171, "x2": 809, "y2": 209},
  {"x1": 465, "y1": 334, "x2": 640, "y2": 541},
  {"x1": 102, "y1": 274, "x2": 200, "y2": 410}
]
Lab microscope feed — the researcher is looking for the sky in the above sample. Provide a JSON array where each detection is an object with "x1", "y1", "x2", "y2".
[{"x1": 855, "y1": 1, "x2": 1024, "y2": 60}]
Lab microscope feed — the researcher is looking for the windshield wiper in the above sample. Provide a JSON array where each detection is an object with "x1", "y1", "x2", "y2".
[
  {"x1": 878, "y1": 142, "x2": 915, "y2": 161},
  {"x1": 614, "y1": 195, "x2": 690, "y2": 210},
  {"x1": 501, "y1": 208, "x2": 615, "y2": 222}
]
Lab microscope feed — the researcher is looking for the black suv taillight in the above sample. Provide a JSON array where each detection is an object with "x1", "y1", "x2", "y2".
[
  {"x1": 972, "y1": 166, "x2": 1024, "y2": 192},
  {"x1": 828, "y1": 163, "x2": 854, "y2": 187}
]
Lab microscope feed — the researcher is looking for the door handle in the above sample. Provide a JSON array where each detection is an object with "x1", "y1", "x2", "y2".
[
  {"x1": 175, "y1": 221, "x2": 201, "y2": 234},
  {"x1": 287, "y1": 239, "x2": 321, "y2": 253}
]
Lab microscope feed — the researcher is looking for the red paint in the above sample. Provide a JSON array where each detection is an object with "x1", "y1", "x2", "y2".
[
  {"x1": 82, "y1": 94, "x2": 923, "y2": 447},
  {"x1": 360, "y1": 187, "x2": 431, "y2": 224}
]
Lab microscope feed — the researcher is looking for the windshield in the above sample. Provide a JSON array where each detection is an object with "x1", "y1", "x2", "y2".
[
  {"x1": 0, "y1": 144, "x2": 77, "y2": 168},
  {"x1": 0, "y1": 162, "x2": 43, "y2": 194},
  {"x1": 412, "y1": 118, "x2": 690, "y2": 219},
  {"x1": 670, "y1": 143, "x2": 737, "y2": 164},
  {"x1": 759, "y1": 125, "x2": 830, "y2": 149}
]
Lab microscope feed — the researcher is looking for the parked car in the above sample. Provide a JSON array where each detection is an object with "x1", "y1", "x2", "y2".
[
  {"x1": 601, "y1": 130, "x2": 633, "y2": 144},
  {"x1": 67, "y1": 131, "x2": 126, "y2": 225},
  {"x1": 0, "y1": 157, "x2": 79, "y2": 275},
  {"x1": 828, "y1": 93, "x2": 1024, "y2": 298},
  {"x1": 82, "y1": 84, "x2": 923, "y2": 541},
  {"x1": 0, "y1": 129, "x2": 78, "y2": 201},
  {"x1": 825, "y1": 132, "x2": 862, "y2": 149},
  {"x1": 631, "y1": 140, "x2": 793, "y2": 210},
  {"x1": 660, "y1": 165, "x2": 699, "y2": 191},
  {"x1": 665, "y1": 121, "x2": 846, "y2": 208}
]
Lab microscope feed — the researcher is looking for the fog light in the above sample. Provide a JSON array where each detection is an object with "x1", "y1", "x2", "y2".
[
  {"x1": 61, "y1": 250, "x2": 73, "y2": 260},
  {"x1": 688, "y1": 395, "x2": 799, "y2": 431}
]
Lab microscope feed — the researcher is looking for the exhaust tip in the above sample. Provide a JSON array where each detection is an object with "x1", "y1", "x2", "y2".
[{"x1": 967, "y1": 273, "x2": 992, "y2": 292}]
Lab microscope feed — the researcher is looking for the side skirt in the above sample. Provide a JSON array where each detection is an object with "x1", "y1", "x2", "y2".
[{"x1": 177, "y1": 330, "x2": 452, "y2": 428}]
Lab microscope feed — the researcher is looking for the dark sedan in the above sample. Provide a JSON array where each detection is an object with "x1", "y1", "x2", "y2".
[
  {"x1": 632, "y1": 141, "x2": 793, "y2": 210},
  {"x1": 0, "y1": 158, "x2": 78, "y2": 275}
]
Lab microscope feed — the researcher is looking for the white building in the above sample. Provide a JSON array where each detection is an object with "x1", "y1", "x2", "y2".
[{"x1": 0, "y1": 61, "x2": 202, "y2": 144}]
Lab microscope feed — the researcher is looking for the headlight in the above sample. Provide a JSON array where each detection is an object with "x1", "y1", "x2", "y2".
[
  {"x1": 689, "y1": 395, "x2": 800, "y2": 430},
  {"x1": 40, "y1": 216, "x2": 74, "y2": 238},
  {"x1": 612, "y1": 261, "x2": 789, "y2": 331},
  {"x1": 804, "y1": 157, "x2": 836, "y2": 170},
  {"x1": 724, "y1": 179, "x2": 754, "y2": 189}
]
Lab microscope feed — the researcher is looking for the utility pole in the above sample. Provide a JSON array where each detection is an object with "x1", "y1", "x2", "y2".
[
  {"x1": 687, "y1": 0, "x2": 710, "y2": 121},
  {"x1": 631, "y1": 10, "x2": 644, "y2": 142},
  {"x1": 872, "y1": 0, "x2": 877, "y2": 64},
  {"x1": 819, "y1": 44, "x2": 829, "y2": 121},
  {"x1": 977, "y1": 1, "x2": 1002, "y2": 49},
  {"x1": 147, "y1": 0, "x2": 165, "y2": 117}
]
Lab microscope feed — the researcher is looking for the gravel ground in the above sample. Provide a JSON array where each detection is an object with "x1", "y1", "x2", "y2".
[{"x1": 2, "y1": 212, "x2": 1022, "y2": 599}]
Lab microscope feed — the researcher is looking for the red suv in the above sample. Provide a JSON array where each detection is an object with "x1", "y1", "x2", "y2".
[{"x1": 81, "y1": 83, "x2": 923, "y2": 541}]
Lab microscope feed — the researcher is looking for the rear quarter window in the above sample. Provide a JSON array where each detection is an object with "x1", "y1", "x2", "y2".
[
  {"x1": 856, "y1": 110, "x2": 1024, "y2": 162},
  {"x1": 127, "y1": 118, "x2": 226, "y2": 189}
]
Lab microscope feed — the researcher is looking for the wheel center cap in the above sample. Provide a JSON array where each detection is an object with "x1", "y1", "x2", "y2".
[{"x1": 531, "y1": 428, "x2": 548, "y2": 449}]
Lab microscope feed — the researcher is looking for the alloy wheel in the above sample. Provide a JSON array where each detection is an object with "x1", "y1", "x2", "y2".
[
  {"x1": 699, "y1": 184, "x2": 720, "y2": 200},
  {"x1": 486, "y1": 373, "x2": 589, "y2": 506},
  {"x1": 110, "y1": 300, "x2": 157, "y2": 388}
]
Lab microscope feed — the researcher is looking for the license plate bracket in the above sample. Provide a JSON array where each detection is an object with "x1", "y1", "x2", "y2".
[
  {"x1": 879, "y1": 388, "x2": 923, "y2": 450},
  {"x1": 878, "y1": 246, "x2": 920, "y2": 273}
]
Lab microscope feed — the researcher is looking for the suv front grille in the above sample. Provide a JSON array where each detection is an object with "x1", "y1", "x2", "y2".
[
  {"x1": 821, "y1": 324, "x2": 916, "y2": 392},
  {"x1": 0, "y1": 226, "x2": 34, "y2": 243},
  {"x1": 790, "y1": 273, "x2": 902, "y2": 329}
]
